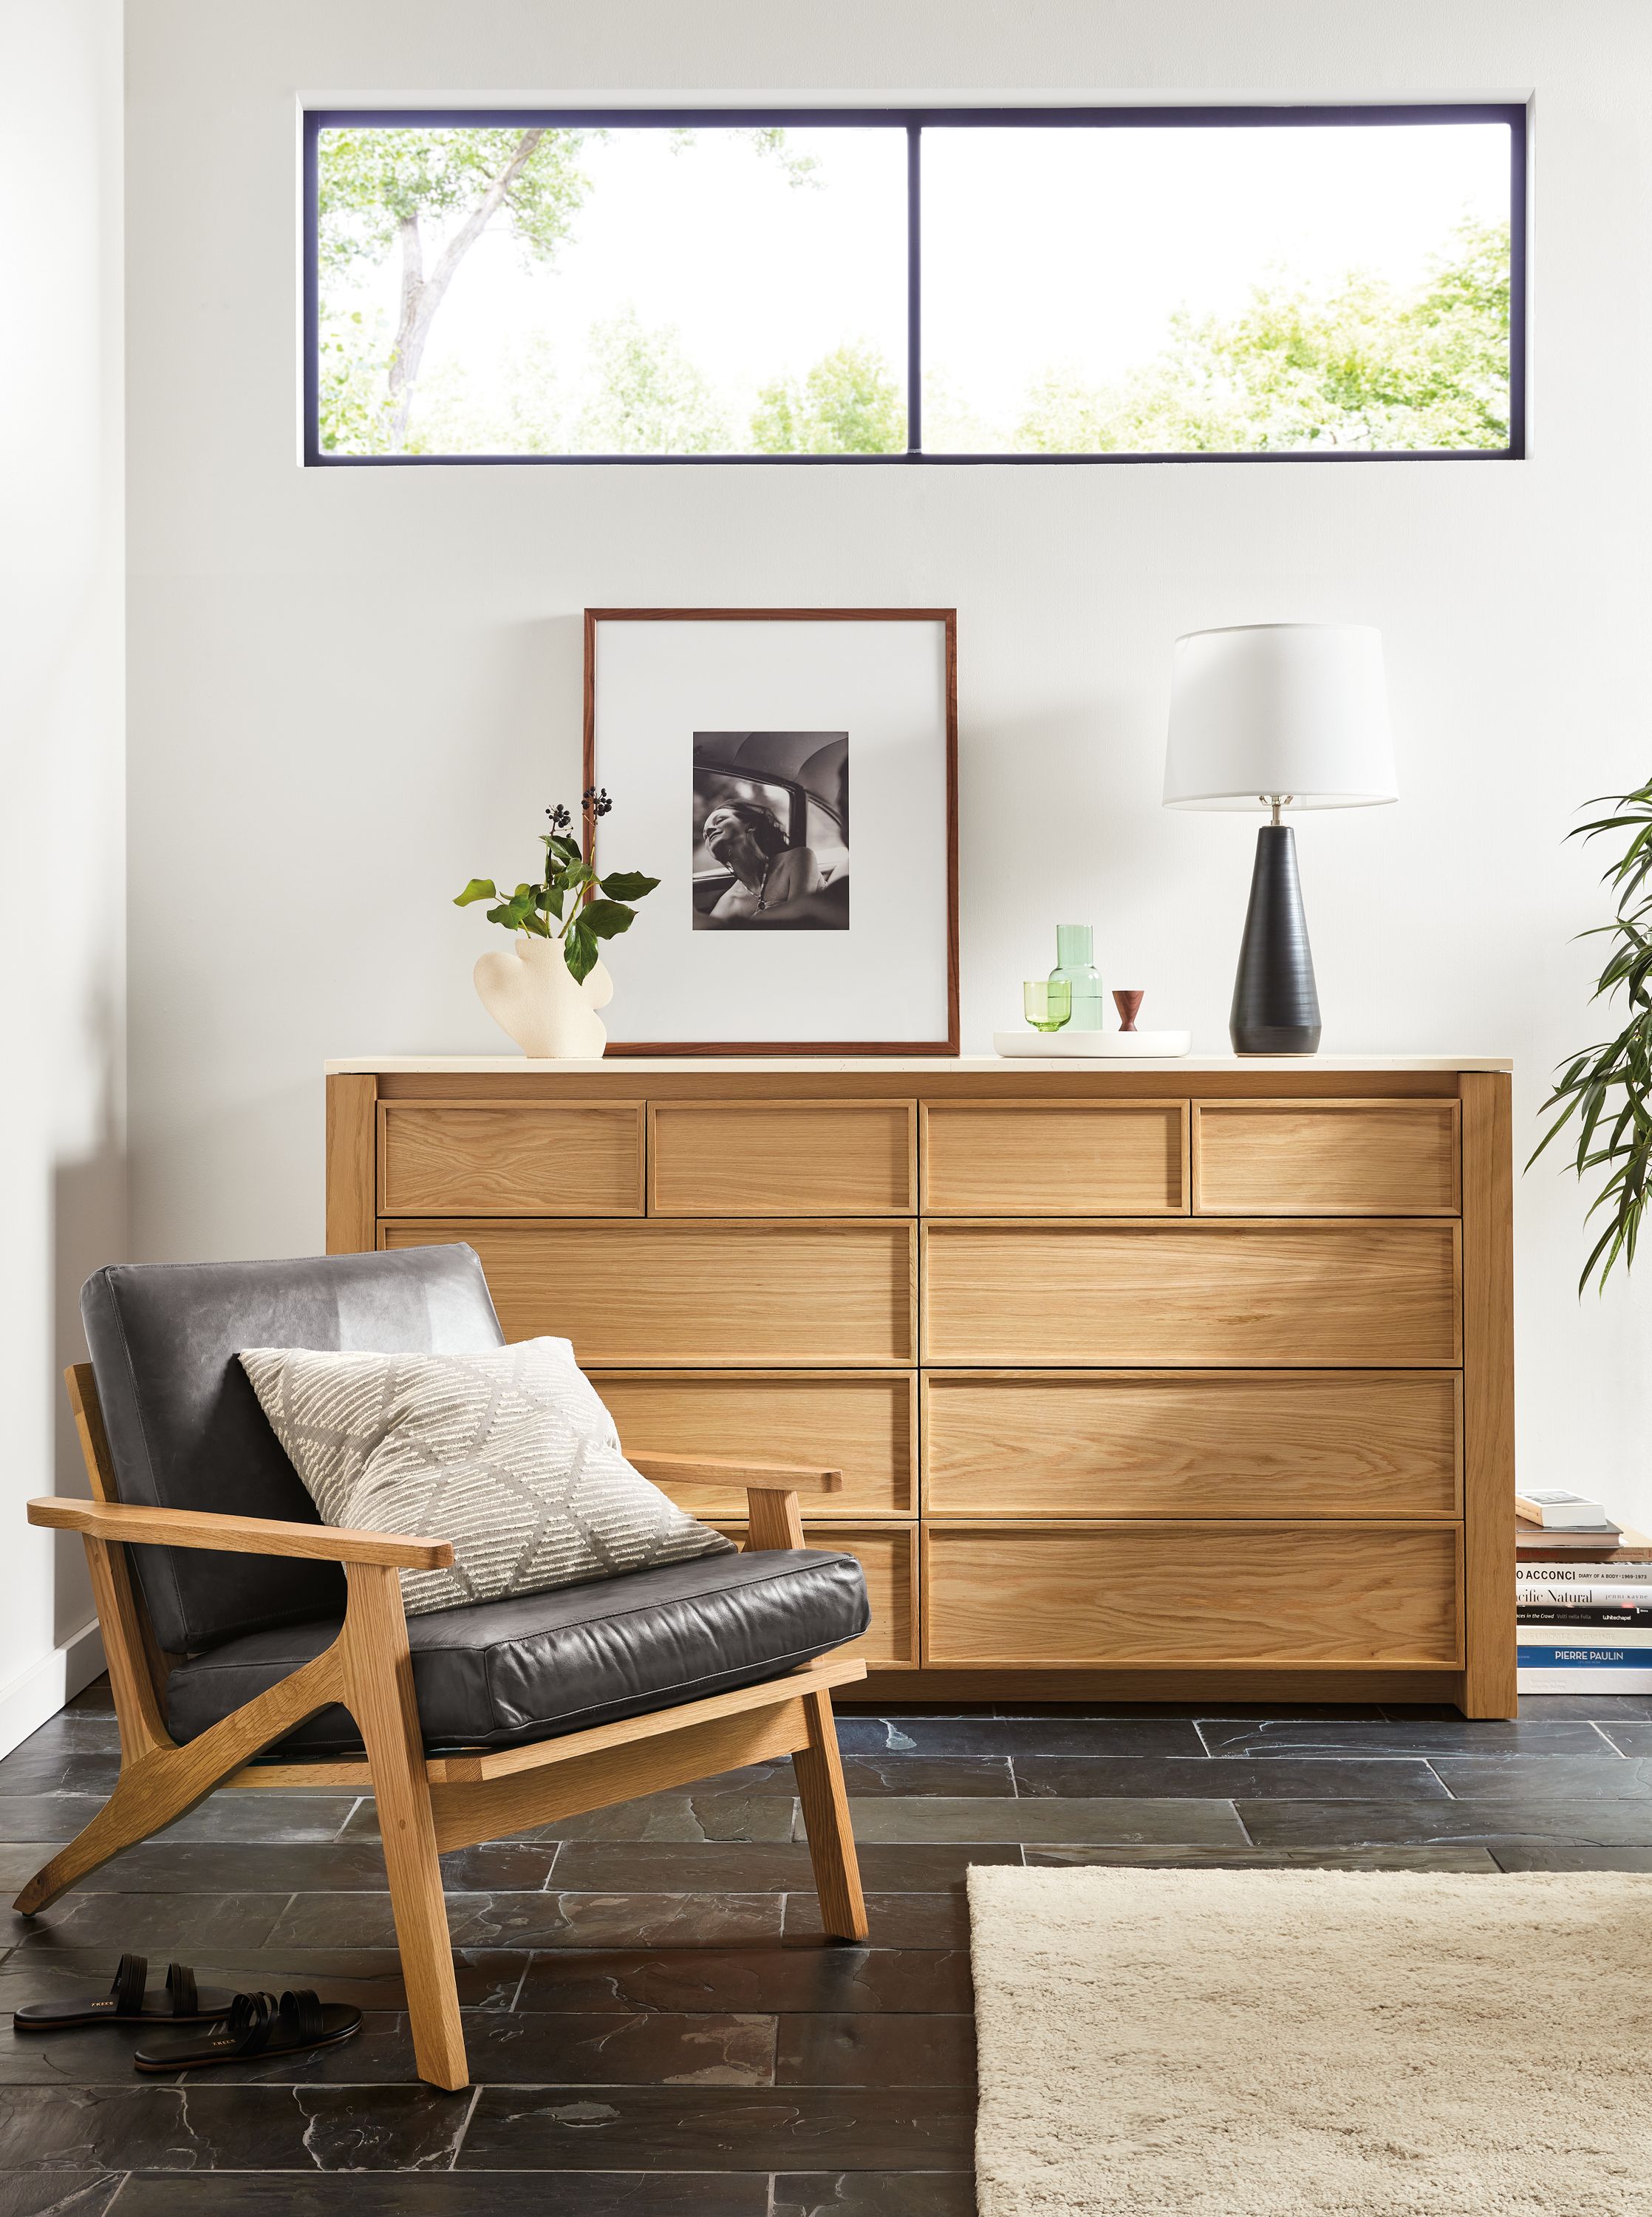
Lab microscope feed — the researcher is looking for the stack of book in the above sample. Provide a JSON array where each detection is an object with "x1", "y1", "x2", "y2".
[{"x1": 1516, "y1": 1491, "x2": 1652, "y2": 1691}]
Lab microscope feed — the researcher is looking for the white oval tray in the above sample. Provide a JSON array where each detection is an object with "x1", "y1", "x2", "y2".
[{"x1": 992, "y1": 1029, "x2": 1192, "y2": 1059}]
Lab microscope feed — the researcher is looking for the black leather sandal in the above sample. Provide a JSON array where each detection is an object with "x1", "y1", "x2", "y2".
[
  {"x1": 14, "y1": 1953, "x2": 236, "y2": 2034},
  {"x1": 133, "y1": 1987, "x2": 363, "y2": 2073}
]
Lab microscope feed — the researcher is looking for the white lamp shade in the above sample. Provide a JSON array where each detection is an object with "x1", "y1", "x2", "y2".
[{"x1": 1163, "y1": 622, "x2": 1397, "y2": 811}]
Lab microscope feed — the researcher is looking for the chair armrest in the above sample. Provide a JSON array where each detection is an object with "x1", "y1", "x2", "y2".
[
  {"x1": 630, "y1": 1455, "x2": 843, "y2": 1496},
  {"x1": 26, "y1": 1496, "x2": 454, "y2": 1572}
]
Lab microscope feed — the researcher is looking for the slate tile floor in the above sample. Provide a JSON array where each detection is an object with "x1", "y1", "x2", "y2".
[{"x1": 2, "y1": 1683, "x2": 1650, "y2": 2210}]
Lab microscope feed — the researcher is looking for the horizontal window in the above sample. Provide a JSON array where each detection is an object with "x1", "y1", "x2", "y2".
[{"x1": 304, "y1": 106, "x2": 1525, "y2": 465}]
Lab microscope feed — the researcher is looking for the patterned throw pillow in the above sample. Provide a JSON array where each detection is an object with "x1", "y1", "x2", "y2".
[{"x1": 237, "y1": 1337, "x2": 735, "y2": 1616}]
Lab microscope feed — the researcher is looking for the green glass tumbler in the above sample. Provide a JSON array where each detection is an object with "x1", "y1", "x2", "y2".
[{"x1": 1023, "y1": 978, "x2": 1072, "y2": 1032}]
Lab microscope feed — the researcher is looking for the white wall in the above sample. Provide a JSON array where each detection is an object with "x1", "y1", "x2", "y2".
[
  {"x1": 0, "y1": 0, "x2": 126, "y2": 1744},
  {"x1": 126, "y1": 4, "x2": 1652, "y2": 1525}
]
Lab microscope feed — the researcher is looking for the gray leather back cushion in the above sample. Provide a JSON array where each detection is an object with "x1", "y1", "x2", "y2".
[{"x1": 80, "y1": 1246, "x2": 505, "y2": 1655}]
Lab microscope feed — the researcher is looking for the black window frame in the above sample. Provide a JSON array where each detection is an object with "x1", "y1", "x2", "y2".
[{"x1": 302, "y1": 102, "x2": 1528, "y2": 466}]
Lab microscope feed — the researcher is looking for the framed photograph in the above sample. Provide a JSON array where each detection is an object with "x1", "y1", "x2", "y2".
[{"x1": 583, "y1": 608, "x2": 958, "y2": 1054}]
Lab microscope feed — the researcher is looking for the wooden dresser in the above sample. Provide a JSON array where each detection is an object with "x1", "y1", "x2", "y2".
[{"x1": 326, "y1": 1055, "x2": 1516, "y2": 1717}]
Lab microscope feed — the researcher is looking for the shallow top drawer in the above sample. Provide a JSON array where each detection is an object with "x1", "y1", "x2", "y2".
[
  {"x1": 649, "y1": 1100, "x2": 916, "y2": 1215},
  {"x1": 378, "y1": 1101, "x2": 645, "y2": 1216},
  {"x1": 1193, "y1": 1100, "x2": 1460, "y2": 1216},
  {"x1": 921, "y1": 1102, "x2": 1188, "y2": 1215}
]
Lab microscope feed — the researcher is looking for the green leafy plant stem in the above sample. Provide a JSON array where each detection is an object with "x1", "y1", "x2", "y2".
[
  {"x1": 454, "y1": 803, "x2": 660, "y2": 984},
  {"x1": 1531, "y1": 774, "x2": 1652, "y2": 1290}
]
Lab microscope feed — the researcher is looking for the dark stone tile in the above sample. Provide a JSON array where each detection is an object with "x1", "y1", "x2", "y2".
[
  {"x1": 1238, "y1": 1798, "x2": 1652, "y2": 1848},
  {"x1": 1489, "y1": 1846, "x2": 1652, "y2": 1873},
  {"x1": 0, "y1": 2083, "x2": 471, "y2": 2170},
  {"x1": 1430, "y1": 1756, "x2": 1652, "y2": 1799},
  {"x1": 1518, "y1": 1694, "x2": 1652, "y2": 1720},
  {"x1": 0, "y1": 1748, "x2": 120, "y2": 1799},
  {"x1": 518, "y1": 1946, "x2": 974, "y2": 2017},
  {"x1": 0, "y1": 1802, "x2": 108, "y2": 1846},
  {"x1": 1196, "y1": 1717, "x2": 1617, "y2": 1757},
  {"x1": 202, "y1": 2007, "x2": 776, "y2": 2087},
  {"x1": 5, "y1": 1894, "x2": 287, "y2": 1954},
  {"x1": 831, "y1": 1716, "x2": 1204, "y2": 1757},
  {"x1": 1011, "y1": 1756, "x2": 1447, "y2": 1799},
  {"x1": 1023, "y1": 1845, "x2": 1501, "y2": 1872},
  {"x1": 784, "y1": 1895, "x2": 968, "y2": 1947},
  {"x1": 547, "y1": 1842, "x2": 1023, "y2": 1893},
  {"x1": 461, "y1": 2085, "x2": 974, "y2": 2170},
  {"x1": 775, "y1": 2014, "x2": 974, "y2": 2086},
  {"x1": 154, "y1": 1794, "x2": 362, "y2": 1845},
  {"x1": 111, "y1": 2179, "x2": 765, "y2": 2216},
  {"x1": 345, "y1": 1788, "x2": 796, "y2": 1846},
  {"x1": 839, "y1": 1759, "x2": 1012, "y2": 1799},
  {"x1": 0, "y1": 2176, "x2": 124, "y2": 2216},
  {"x1": 847, "y1": 1800, "x2": 1246, "y2": 1847},
  {"x1": 1594, "y1": 1724, "x2": 1652, "y2": 1756},
  {"x1": 774, "y1": 2175, "x2": 976, "y2": 2216},
  {"x1": 68, "y1": 1841, "x2": 558, "y2": 1895},
  {"x1": 63, "y1": 1684, "x2": 114, "y2": 1717},
  {"x1": 271, "y1": 1889, "x2": 787, "y2": 1951},
  {"x1": 0, "y1": 1949, "x2": 525, "y2": 2016}
]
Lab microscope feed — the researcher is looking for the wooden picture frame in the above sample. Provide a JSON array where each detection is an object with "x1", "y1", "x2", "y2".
[{"x1": 583, "y1": 607, "x2": 960, "y2": 1055}]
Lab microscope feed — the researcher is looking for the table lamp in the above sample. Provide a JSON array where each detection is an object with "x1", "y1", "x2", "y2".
[{"x1": 1163, "y1": 622, "x2": 1396, "y2": 1055}]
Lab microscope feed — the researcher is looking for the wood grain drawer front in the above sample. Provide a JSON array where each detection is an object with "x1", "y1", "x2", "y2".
[
  {"x1": 921, "y1": 1221, "x2": 1461, "y2": 1367},
  {"x1": 649, "y1": 1102, "x2": 916, "y2": 1216},
  {"x1": 381, "y1": 1220, "x2": 917, "y2": 1367},
  {"x1": 923, "y1": 1524, "x2": 1461, "y2": 1667},
  {"x1": 1193, "y1": 1100, "x2": 1460, "y2": 1216},
  {"x1": 922, "y1": 1102, "x2": 1188, "y2": 1216},
  {"x1": 716, "y1": 1522, "x2": 917, "y2": 1669},
  {"x1": 594, "y1": 1372, "x2": 916, "y2": 1517},
  {"x1": 922, "y1": 1371, "x2": 1461, "y2": 1517},
  {"x1": 378, "y1": 1102, "x2": 644, "y2": 1216}
]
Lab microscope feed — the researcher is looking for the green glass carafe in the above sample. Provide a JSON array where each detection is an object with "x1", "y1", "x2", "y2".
[{"x1": 1051, "y1": 924, "x2": 1105, "y2": 1032}]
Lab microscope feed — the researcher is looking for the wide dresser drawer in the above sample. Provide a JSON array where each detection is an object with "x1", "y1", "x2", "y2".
[
  {"x1": 650, "y1": 1100, "x2": 915, "y2": 1216},
  {"x1": 921, "y1": 1102, "x2": 1187, "y2": 1215},
  {"x1": 921, "y1": 1220, "x2": 1461, "y2": 1365},
  {"x1": 714, "y1": 1521, "x2": 917, "y2": 1669},
  {"x1": 382, "y1": 1219, "x2": 917, "y2": 1366},
  {"x1": 595, "y1": 1370, "x2": 916, "y2": 1516},
  {"x1": 1193, "y1": 1100, "x2": 1460, "y2": 1216},
  {"x1": 378, "y1": 1100, "x2": 645, "y2": 1216},
  {"x1": 923, "y1": 1523, "x2": 1461, "y2": 1666},
  {"x1": 922, "y1": 1370, "x2": 1461, "y2": 1517}
]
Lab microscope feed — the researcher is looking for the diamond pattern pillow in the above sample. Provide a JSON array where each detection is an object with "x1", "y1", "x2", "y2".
[{"x1": 237, "y1": 1337, "x2": 735, "y2": 1616}]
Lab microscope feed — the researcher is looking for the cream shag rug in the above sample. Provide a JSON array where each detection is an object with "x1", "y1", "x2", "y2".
[{"x1": 969, "y1": 1864, "x2": 1652, "y2": 2216}]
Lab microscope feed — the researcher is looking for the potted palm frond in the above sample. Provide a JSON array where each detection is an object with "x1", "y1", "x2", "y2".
[{"x1": 1531, "y1": 777, "x2": 1652, "y2": 1287}]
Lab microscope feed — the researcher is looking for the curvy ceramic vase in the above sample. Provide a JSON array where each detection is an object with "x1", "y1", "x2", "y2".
[{"x1": 474, "y1": 933, "x2": 613, "y2": 1058}]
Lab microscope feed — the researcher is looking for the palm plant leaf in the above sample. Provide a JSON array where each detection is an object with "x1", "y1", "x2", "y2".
[{"x1": 1532, "y1": 775, "x2": 1652, "y2": 1290}]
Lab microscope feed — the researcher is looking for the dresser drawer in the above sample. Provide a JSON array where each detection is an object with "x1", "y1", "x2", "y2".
[
  {"x1": 1193, "y1": 1100, "x2": 1460, "y2": 1216},
  {"x1": 921, "y1": 1220, "x2": 1460, "y2": 1366},
  {"x1": 594, "y1": 1370, "x2": 916, "y2": 1516},
  {"x1": 921, "y1": 1370, "x2": 1461, "y2": 1517},
  {"x1": 378, "y1": 1101, "x2": 645, "y2": 1216},
  {"x1": 922, "y1": 1523, "x2": 1461, "y2": 1666},
  {"x1": 715, "y1": 1521, "x2": 917, "y2": 1669},
  {"x1": 382, "y1": 1219, "x2": 917, "y2": 1367},
  {"x1": 921, "y1": 1102, "x2": 1188, "y2": 1216},
  {"x1": 650, "y1": 1101, "x2": 915, "y2": 1216}
]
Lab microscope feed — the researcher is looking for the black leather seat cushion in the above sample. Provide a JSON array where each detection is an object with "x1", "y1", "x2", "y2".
[
  {"x1": 80, "y1": 1246, "x2": 506, "y2": 1655},
  {"x1": 165, "y1": 1547, "x2": 870, "y2": 1754}
]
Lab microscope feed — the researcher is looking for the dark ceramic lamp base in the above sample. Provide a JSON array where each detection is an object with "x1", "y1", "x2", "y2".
[{"x1": 1230, "y1": 823, "x2": 1322, "y2": 1056}]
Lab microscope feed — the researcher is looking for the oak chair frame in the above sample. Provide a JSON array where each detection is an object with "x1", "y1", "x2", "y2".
[{"x1": 18, "y1": 1363, "x2": 869, "y2": 2091}]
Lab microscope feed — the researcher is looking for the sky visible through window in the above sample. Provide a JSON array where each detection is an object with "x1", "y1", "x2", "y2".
[{"x1": 313, "y1": 116, "x2": 1515, "y2": 459}]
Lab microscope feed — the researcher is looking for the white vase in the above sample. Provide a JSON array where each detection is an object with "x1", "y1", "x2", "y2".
[{"x1": 473, "y1": 933, "x2": 612, "y2": 1058}]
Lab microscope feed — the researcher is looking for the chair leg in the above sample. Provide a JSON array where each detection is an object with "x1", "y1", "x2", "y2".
[
  {"x1": 792, "y1": 1685, "x2": 869, "y2": 1942},
  {"x1": 15, "y1": 1759, "x2": 171, "y2": 1914},
  {"x1": 341, "y1": 1564, "x2": 469, "y2": 2092}
]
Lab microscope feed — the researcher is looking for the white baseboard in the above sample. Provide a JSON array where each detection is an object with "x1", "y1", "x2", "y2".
[{"x1": 0, "y1": 1620, "x2": 106, "y2": 1758}]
